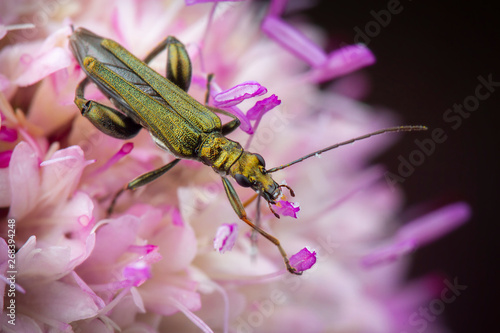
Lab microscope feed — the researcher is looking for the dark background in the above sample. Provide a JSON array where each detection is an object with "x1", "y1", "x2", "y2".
[{"x1": 301, "y1": 1, "x2": 498, "y2": 332}]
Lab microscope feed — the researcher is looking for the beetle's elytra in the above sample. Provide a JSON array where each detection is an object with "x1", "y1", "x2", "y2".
[{"x1": 69, "y1": 27, "x2": 426, "y2": 274}]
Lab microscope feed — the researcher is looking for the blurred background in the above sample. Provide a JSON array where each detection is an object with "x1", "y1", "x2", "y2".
[{"x1": 302, "y1": 0, "x2": 497, "y2": 332}]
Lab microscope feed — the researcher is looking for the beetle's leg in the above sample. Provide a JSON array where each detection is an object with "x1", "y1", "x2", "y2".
[
  {"x1": 221, "y1": 177, "x2": 301, "y2": 275},
  {"x1": 205, "y1": 73, "x2": 214, "y2": 105},
  {"x1": 241, "y1": 192, "x2": 262, "y2": 256},
  {"x1": 108, "y1": 159, "x2": 181, "y2": 215},
  {"x1": 75, "y1": 78, "x2": 142, "y2": 139},
  {"x1": 143, "y1": 36, "x2": 192, "y2": 92}
]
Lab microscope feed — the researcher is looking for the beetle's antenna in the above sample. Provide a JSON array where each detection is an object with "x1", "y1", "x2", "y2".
[{"x1": 266, "y1": 125, "x2": 428, "y2": 173}]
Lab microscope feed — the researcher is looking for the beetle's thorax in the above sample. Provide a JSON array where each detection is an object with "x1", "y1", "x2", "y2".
[{"x1": 197, "y1": 132, "x2": 244, "y2": 175}]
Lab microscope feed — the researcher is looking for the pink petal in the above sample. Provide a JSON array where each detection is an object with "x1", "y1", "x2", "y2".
[
  {"x1": 274, "y1": 200, "x2": 300, "y2": 218},
  {"x1": 0, "y1": 150, "x2": 12, "y2": 168},
  {"x1": 140, "y1": 283, "x2": 201, "y2": 316},
  {"x1": 209, "y1": 80, "x2": 253, "y2": 133},
  {"x1": 123, "y1": 260, "x2": 152, "y2": 287},
  {"x1": 13, "y1": 26, "x2": 73, "y2": 86},
  {"x1": 0, "y1": 73, "x2": 9, "y2": 91},
  {"x1": 0, "y1": 25, "x2": 6, "y2": 40},
  {"x1": 213, "y1": 81, "x2": 267, "y2": 108},
  {"x1": 244, "y1": 95, "x2": 282, "y2": 147},
  {"x1": 268, "y1": 0, "x2": 288, "y2": 16},
  {"x1": 18, "y1": 280, "x2": 99, "y2": 323},
  {"x1": 246, "y1": 94, "x2": 281, "y2": 121},
  {"x1": 15, "y1": 236, "x2": 88, "y2": 280},
  {"x1": 90, "y1": 142, "x2": 133, "y2": 176},
  {"x1": 0, "y1": 168, "x2": 10, "y2": 207},
  {"x1": 289, "y1": 247, "x2": 316, "y2": 272},
  {"x1": 172, "y1": 208, "x2": 184, "y2": 227},
  {"x1": 8, "y1": 142, "x2": 40, "y2": 219},
  {"x1": 0, "y1": 125, "x2": 18, "y2": 142},
  {"x1": 130, "y1": 287, "x2": 146, "y2": 313},
  {"x1": 262, "y1": 16, "x2": 327, "y2": 68},
  {"x1": 39, "y1": 146, "x2": 93, "y2": 207},
  {"x1": 149, "y1": 215, "x2": 198, "y2": 272},
  {"x1": 69, "y1": 272, "x2": 106, "y2": 309},
  {"x1": 306, "y1": 44, "x2": 376, "y2": 83},
  {"x1": 361, "y1": 239, "x2": 417, "y2": 268},
  {"x1": 362, "y1": 202, "x2": 471, "y2": 267},
  {"x1": 84, "y1": 215, "x2": 141, "y2": 266},
  {"x1": 14, "y1": 47, "x2": 72, "y2": 86},
  {"x1": 128, "y1": 244, "x2": 159, "y2": 255},
  {"x1": 168, "y1": 296, "x2": 213, "y2": 333},
  {"x1": 228, "y1": 105, "x2": 253, "y2": 134},
  {"x1": 213, "y1": 223, "x2": 238, "y2": 253},
  {"x1": 396, "y1": 202, "x2": 471, "y2": 246},
  {"x1": 58, "y1": 191, "x2": 95, "y2": 229}
]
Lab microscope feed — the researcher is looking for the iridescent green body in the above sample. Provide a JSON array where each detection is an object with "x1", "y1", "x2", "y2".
[
  {"x1": 69, "y1": 28, "x2": 299, "y2": 273},
  {"x1": 72, "y1": 30, "x2": 246, "y2": 171},
  {"x1": 70, "y1": 28, "x2": 426, "y2": 275}
]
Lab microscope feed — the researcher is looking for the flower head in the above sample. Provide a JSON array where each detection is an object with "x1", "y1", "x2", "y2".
[{"x1": 1, "y1": 1, "x2": 469, "y2": 332}]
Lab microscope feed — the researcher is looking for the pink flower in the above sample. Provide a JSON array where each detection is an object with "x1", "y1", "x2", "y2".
[
  {"x1": 214, "y1": 223, "x2": 238, "y2": 253},
  {"x1": 213, "y1": 81, "x2": 267, "y2": 108},
  {"x1": 0, "y1": 1, "x2": 469, "y2": 332},
  {"x1": 274, "y1": 200, "x2": 300, "y2": 218},
  {"x1": 289, "y1": 247, "x2": 316, "y2": 272}
]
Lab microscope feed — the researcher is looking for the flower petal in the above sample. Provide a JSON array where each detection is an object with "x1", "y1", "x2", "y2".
[
  {"x1": 274, "y1": 200, "x2": 300, "y2": 218},
  {"x1": 246, "y1": 94, "x2": 281, "y2": 121},
  {"x1": 289, "y1": 247, "x2": 316, "y2": 272},
  {"x1": 0, "y1": 73, "x2": 9, "y2": 91},
  {"x1": 213, "y1": 81, "x2": 267, "y2": 108},
  {"x1": 39, "y1": 145, "x2": 93, "y2": 210},
  {"x1": 268, "y1": 0, "x2": 288, "y2": 16},
  {"x1": 17, "y1": 280, "x2": 99, "y2": 323},
  {"x1": 91, "y1": 142, "x2": 133, "y2": 176},
  {"x1": 262, "y1": 16, "x2": 327, "y2": 67},
  {"x1": 306, "y1": 44, "x2": 376, "y2": 83},
  {"x1": 8, "y1": 142, "x2": 40, "y2": 219},
  {"x1": 16, "y1": 236, "x2": 71, "y2": 280},
  {"x1": 0, "y1": 125, "x2": 17, "y2": 142},
  {"x1": 362, "y1": 202, "x2": 471, "y2": 267},
  {"x1": 0, "y1": 150, "x2": 12, "y2": 168},
  {"x1": 140, "y1": 283, "x2": 201, "y2": 316},
  {"x1": 213, "y1": 223, "x2": 238, "y2": 253},
  {"x1": 123, "y1": 260, "x2": 152, "y2": 287},
  {"x1": 13, "y1": 27, "x2": 73, "y2": 86},
  {"x1": 396, "y1": 201, "x2": 471, "y2": 246}
]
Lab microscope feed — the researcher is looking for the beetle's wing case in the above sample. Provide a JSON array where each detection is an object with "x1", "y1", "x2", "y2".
[{"x1": 69, "y1": 28, "x2": 222, "y2": 158}]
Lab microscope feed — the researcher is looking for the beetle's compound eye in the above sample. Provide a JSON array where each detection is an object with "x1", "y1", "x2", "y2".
[
  {"x1": 235, "y1": 174, "x2": 252, "y2": 188},
  {"x1": 255, "y1": 153, "x2": 266, "y2": 168}
]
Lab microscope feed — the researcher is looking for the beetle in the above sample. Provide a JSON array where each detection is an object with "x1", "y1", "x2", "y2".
[{"x1": 69, "y1": 27, "x2": 426, "y2": 274}]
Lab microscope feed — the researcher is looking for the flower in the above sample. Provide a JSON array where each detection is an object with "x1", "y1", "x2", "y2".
[
  {"x1": 289, "y1": 247, "x2": 316, "y2": 272},
  {"x1": 214, "y1": 223, "x2": 238, "y2": 253},
  {"x1": 0, "y1": 0, "x2": 470, "y2": 332}
]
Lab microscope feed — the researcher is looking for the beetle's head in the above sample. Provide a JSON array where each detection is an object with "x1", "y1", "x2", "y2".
[{"x1": 229, "y1": 152, "x2": 282, "y2": 204}]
